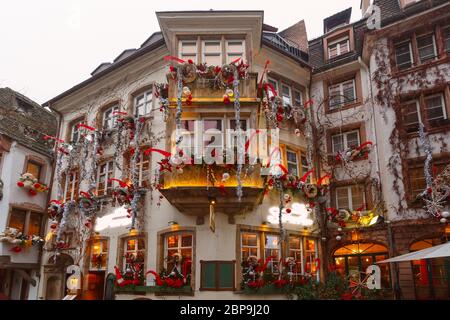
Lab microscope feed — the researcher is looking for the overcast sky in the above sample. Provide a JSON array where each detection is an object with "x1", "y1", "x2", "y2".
[{"x1": 0, "y1": 0, "x2": 362, "y2": 104}]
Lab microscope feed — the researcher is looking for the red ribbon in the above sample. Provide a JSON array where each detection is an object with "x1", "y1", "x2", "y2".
[
  {"x1": 43, "y1": 135, "x2": 65, "y2": 143},
  {"x1": 326, "y1": 207, "x2": 339, "y2": 216},
  {"x1": 113, "y1": 111, "x2": 128, "y2": 116},
  {"x1": 76, "y1": 123, "x2": 96, "y2": 131},
  {"x1": 244, "y1": 130, "x2": 261, "y2": 152},
  {"x1": 79, "y1": 191, "x2": 91, "y2": 199},
  {"x1": 303, "y1": 100, "x2": 314, "y2": 108},
  {"x1": 143, "y1": 148, "x2": 172, "y2": 158},
  {"x1": 256, "y1": 255, "x2": 277, "y2": 273},
  {"x1": 164, "y1": 55, "x2": 186, "y2": 64},
  {"x1": 356, "y1": 141, "x2": 373, "y2": 151},
  {"x1": 263, "y1": 83, "x2": 278, "y2": 97},
  {"x1": 355, "y1": 203, "x2": 366, "y2": 212},
  {"x1": 258, "y1": 60, "x2": 271, "y2": 93},
  {"x1": 317, "y1": 174, "x2": 331, "y2": 186},
  {"x1": 230, "y1": 57, "x2": 241, "y2": 64},
  {"x1": 300, "y1": 168, "x2": 315, "y2": 183},
  {"x1": 108, "y1": 178, "x2": 129, "y2": 188}
]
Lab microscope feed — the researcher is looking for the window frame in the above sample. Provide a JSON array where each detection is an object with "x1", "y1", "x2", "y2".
[
  {"x1": 134, "y1": 89, "x2": 153, "y2": 117},
  {"x1": 89, "y1": 238, "x2": 109, "y2": 271},
  {"x1": 179, "y1": 40, "x2": 198, "y2": 63},
  {"x1": 335, "y1": 184, "x2": 366, "y2": 211},
  {"x1": 23, "y1": 155, "x2": 46, "y2": 183},
  {"x1": 102, "y1": 103, "x2": 120, "y2": 130},
  {"x1": 69, "y1": 119, "x2": 84, "y2": 143},
  {"x1": 416, "y1": 33, "x2": 438, "y2": 64},
  {"x1": 286, "y1": 148, "x2": 299, "y2": 177},
  {"x1": 394, "y1": 39, "x2": 414, "y2": 70},
  {"x1": 202, "y1": 40, "x2": 222, "y2": 66},
  {"x1": 328, "y1": 36, "x2": 350, "y2": 59},
  {"x1": 96, "y1": 160, "x2": 114, "y2": 197},
  {"x1": 226, "y1": 40, "x2": 245, "y2": 63},
  {"x1": 281, "y1": 83, "x2": 292, "y2": 107},
  {"x1": 331, "y1": 130, "x2": 361, "y2": 154},
  {"x1": 328, "y1": 79, "x2": 356, "y2": 110},
  {"x1": 7, "y1": 207, "x2": 44, "y2": 236},
  {"x1": 163, "y1": 232, "x2": 194, "y2": 273},
  {"x1": 63, "y1": 168, "x2": 80, "y2": 201},
  {"x1": 121, "y1": 235, "x2": 146, "y2": 273}
]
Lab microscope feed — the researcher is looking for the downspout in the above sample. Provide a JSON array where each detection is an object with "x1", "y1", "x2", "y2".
[
  {"x1": 358, "y1": 56, "x2": 401, "y2": 299},
  {"x1": 36, "y1": 103, "x2": 63, "y2": 299}
]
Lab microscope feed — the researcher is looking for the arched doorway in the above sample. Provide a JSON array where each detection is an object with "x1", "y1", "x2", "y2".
[
  {"x1": 333, "y1": 242, "x2": 390, "y2": 288},
  {"x1": 44, "y1": 254, "x2": 74, "y2": 300},
  {"x1": 410, "y1": 238, "x2": 450, "y2": 300}
]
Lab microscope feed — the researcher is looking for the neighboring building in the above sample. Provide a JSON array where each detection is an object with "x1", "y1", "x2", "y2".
[
  {"x1": 362, "y1": 0, "x2": 450, "y2": 299},
  {"x1": 0, "y1": 88, "x2": 57, "y2": 300},
  {"x1": 41, "y1": 11, "x2": 316, "y2": 300}
]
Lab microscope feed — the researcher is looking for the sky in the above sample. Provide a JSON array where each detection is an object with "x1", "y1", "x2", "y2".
[{"x1": 0, "y1": 0, "x2": 362, "y2": 104}]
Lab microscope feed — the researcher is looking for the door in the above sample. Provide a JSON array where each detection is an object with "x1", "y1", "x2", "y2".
[{"x1": 82, "y1": 271, "x2": 105, "y2": 300}]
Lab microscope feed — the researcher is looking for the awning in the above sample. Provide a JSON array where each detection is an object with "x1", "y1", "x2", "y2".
[{"x1": 378, "y1": 241, "x2": 450, "y2": 263}]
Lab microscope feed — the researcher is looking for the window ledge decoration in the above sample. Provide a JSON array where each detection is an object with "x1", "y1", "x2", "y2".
[
  {"x1": 146, "y1": 254, "x2": 192, "y2": 289},
  {"x1": 335, "y1": 141, "x2": 372, "y2": 163},
  {"x1": 17, "y1": 173, "x2": 48, "y2": 196},
  {"x1": 241, "y1": 256, "x2": 316, "y2": 295},
  {"x1": 326, "y1": 205, "x2": 384, "y2": 229},
  {"x1": 0, "y1": 227, "x2": 44, "y2": 253}
]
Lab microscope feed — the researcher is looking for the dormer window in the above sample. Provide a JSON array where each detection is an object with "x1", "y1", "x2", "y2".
[
  {"x1": 179, "y1": 41, "x2": 198, "y2": 63},
  {"x1": 328, "y1": 36, "x2": 350, "y2": 59},
  {"x1": 202, "y1": 40, "x2": 222, "y2": 65}
]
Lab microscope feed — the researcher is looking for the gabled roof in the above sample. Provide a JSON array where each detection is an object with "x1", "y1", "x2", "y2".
[{"x1": 279, "y1": 20, "x2": 308, "y2": 53}]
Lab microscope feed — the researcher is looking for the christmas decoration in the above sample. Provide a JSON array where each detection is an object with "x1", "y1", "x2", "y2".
[
  {"x1": 0, "y1": 227, "x2": 45, "y2": 250},
  {"x1": 17, "y1": 173, "x2": 48, "y2": 196}
]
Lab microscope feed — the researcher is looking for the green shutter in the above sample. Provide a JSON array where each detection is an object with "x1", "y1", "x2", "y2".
[
  {"x1": 202, "y1": 262, "x2": 217, "y2": 289},
  {"x1": 218, "y1": 262, "x2": 234, "y2": 289}
]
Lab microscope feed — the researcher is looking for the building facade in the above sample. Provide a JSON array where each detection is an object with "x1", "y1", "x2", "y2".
[
  {"x1": 5, "y1": 0, "x2": 447, "y2": 301},
  {"x1": 0, "y1": 88, "x2": 57, "y2": 299}
]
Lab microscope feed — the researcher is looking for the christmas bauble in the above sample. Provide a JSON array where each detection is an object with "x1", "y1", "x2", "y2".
[
  {"x1": 442, "y1": 211, "x2": 450, "y2": 218},
  {"x1": 336, "y1": 235, "x2": 342, "y2": 241}
]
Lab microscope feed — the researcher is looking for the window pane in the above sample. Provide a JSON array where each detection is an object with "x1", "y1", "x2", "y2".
[
  {"x1": 204, "y1": 54, "x2": 222, "y2": 66},
  {"x1": 8, "y1": 209, "x2": 27, "y2": 233},
  {"x1": 328, "y1": 43, "x2": 338, "y2": 58},
  {"x1": 294, "y1": 90, "x2": 302, "y2": 105},
  {"x1": 306, "y1": 239, "x2": 316, "y2": 252},
  {"x1": 181, "y1": 41, "x2": 197, "y2": 54},
  {"x1": 425, "y1": 95, "x2": 445, "y2": 121},
  {"x1": 167, "y1": 235, "x2": 178, "y2": 248},
  {"x1": 242, "y1": 232, "x2": 257, "y2": 247},
  {"x1": 26, "y1": 161, "x2": 42, "y2": 179},
  {"x1": 181, "y1": 234, "x2": 192, "y2": 247},
  {"x1": 417, "y1": 34, "x2": 436, "y2": 63},
  {"x1": 229, "y1": 120, "x2": 247, "y2": 131},
  {"x1": 265, "y1": 234, "x2": 279, "y2": 249},
  {"x1": 28, "y1": 213, "x2": 42, "y2": 236},
  {"x1": 227, "y1": 41, "x2": 243, "y2": 53},
  {"x1": 351, "y1": 185, "x2": 365, "y2": 210},
  {"x1": 336, "y1": 187, "x2": 350, "y2": 209},
  {"x1": 346, "y1": 131, "x2": 360, "y2": 149},
  {"x1": 444, "y1": 27, "x2": 450, "y2": 52},
  {"x1": 204, "y1": 120, "x2": 222, "y2": 131},
  {"x1": 332, "y1": 134, "x2": 344, "y2": 153},
  {"x1": 342, "y1": 81, "x2": 355, "y2": 103},
  {"x1": 395, "y1": 41, "x2": 412, "y2": 69},
  {"x1": 181, "y1": 120, "x2": 195, "y2": 132},
  {"x1": 410, "y1": 167, "x2": 426, "y2": 197},
  {"x1": 126, "y1": 239, "x2": 136, "y2": 251},
  {"x1": 289, "y1": 236, "x2": 301, "y2": 250},
  {"x1": 402, "y1": 101, "x2": 420, "y2": 132}
]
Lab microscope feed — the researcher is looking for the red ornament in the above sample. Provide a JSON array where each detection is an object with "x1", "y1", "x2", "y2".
[
  {"x1": 223, "y1": 95, "x2": 231, "y2": 104},
  {"x1": 34, "y1": 183, "x2": 41, "y2": 189},
  {"x1": 11, "y1": 246, "x2": 22, "y2": 253},
  {"x1": 29, "y1": 189, "x2": 37, "y2": 196},
  {"x1": 276, "y1": 114, "x2": 283, "y2": 122},
  {"x1": 17, "y1": 181, "x2": 24, "y2": 188},
  {"x1": 286, "y1": 208, "x2": 292, "y2": 214}
]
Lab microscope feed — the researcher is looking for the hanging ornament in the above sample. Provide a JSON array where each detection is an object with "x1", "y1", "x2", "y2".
[
  {"x1": 336, "y1": 235, "x2": 342, "y2": 241},
  {"x1": 222, "y1": 172, "x2": 230, "y2": 182},
  {"x1": 182, "y1": 86, "x2": 191, "y2": 97}
]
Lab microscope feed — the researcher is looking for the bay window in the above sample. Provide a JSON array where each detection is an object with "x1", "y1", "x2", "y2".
[
  {"x1": 335, "y1": 185, "x2": 365, "y2": 211},
  {"x1": 328, "y1": 36, "x2": 350, "y2": 59},
  {"x1": 417, "y1": 33, "x2": 437, "y2": 63},
  {"x1": 331, "y1": 130, "x2": 360, "y2": 154},
  {"x1": 329, "y1": 79, "x2": 356, "y2": 109},
  {"x1": 134, "y1": 90, "x2": 153, "y2": 117}
]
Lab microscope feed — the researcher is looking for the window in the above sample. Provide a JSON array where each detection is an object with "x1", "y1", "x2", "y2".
[
  {"x1": 335, "y1": 185, "x2": 365, "y2": 211},
  {"x1": 25, "y1": 160, "x2": 42, "y2": 181},
  {"x1": 203, "y1": 119, "x2": 223, "y2": 153},
  {"x1": 286, "y1": 149, "x2": 299, "y2": 176},
  {"x1": 164, "y1": 232, "x2": 193, "y2": 283},
  {"x1": 179, "y1": 41, "x2": 198, "y2": 63},
  {"x1": 401, "y1": 100, "x2": 421, "y2": 133},
  {"x1": 8, "y1": 208, "x2": 43, "y2": 236},
  {"x1": 63, "y1": 169, "x2": 79, "y2": 201},
  {"x1": 134, "y1": 90, "x2": 152, "y2": 117},
  {"x1": 281, "y1": 83, "x2": 292, "y2": 107},
  {"x1": 226, "y1": 40, "x2": 245, "y2": 63},
  {"x1": 200, "y1": 261, "x2": 235, "y2": 291},
  {"x1": 425, "y1": 94, "x2": 447, "y2": 123},
  {"x1": 203, "y1": 40, "x2": 222, "y2": 65},
  {"x1": 97, "y1": 160, "x2": 114, "y2": 196},
  {"x1": 304, "y1": 239, "x2": 318, "y2": 277},
  {"x1": 264, "y1": 234, "x2": 281, "y2": 273},
  {"x1": 300, "y1": 154, "x2": 309, "y2": 176},
  {"x1": 102, "y1": 104, "x2": 119, "y2": 130},
  {"x1": 89, "y1": 239, "x2": 108, "y2": 270},
  {"x1": 409, "y1": 162, "x2": 448, "y2": 199},
  {"x1": 417, "y1": 34, "x2": 437, "y2": 63},
  {"x1": 328, "y1": 36, "x2": 350, "y2": 59},
  {"x1": 294, "y1": 89, "x2": 303, "y2": 106},
  {"x1": 329, "y1": 79, "x2": 356, "y2": 109},
  {"x1": 394, "y1": 40, "x2": 413, "y2": 70},
  {"x1": 241, "y1": 232, "x2": 259, "y2": 260},
  {"x1": 331, "y1": 130, "x2": 360, "y2": 154},
  {"x1": 268, "y1": 78, "x2": 278, "y2": 97},
  {"x1": 443, "y1": 26, "x2": 450, "y2": 53},
  {"x1": 70, "y1": 119, "x2": 84, "y2": 143},
  {"x1": 122, "y1": 236, "x2": 145, "y2": 275},
  {"x1": 136, "y1": 150, "x2": 150, "y2": 188},
  {"x1": 288, "y1": 235, "x2": 304, "y2": 274}
]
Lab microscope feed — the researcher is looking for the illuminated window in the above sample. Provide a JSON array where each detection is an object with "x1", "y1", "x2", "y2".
[
  {"x1": 122, "y1": 237, "x2": 145, "y2": 273},
  {"x1": 25, "y1": 160, "x2": 42, "y2": 181},
  {"x1": 8, "y1": 208, "x2": 42, "y2": 236},
  {"x1": 304, "y1": 239, "x2": 318, "y2": 277},
  {"x1": 241, "y1": 232, "x2": 259, "y2": 260},
  {"x1": 90, "y1": 239, "x2": 109, "y2": 270},
  {"x1": 164, "y1": 233, "x2": 193, "y2": 277},
  {"x1": 288, "y1": 235, "x2": 304, "y2": 274}
]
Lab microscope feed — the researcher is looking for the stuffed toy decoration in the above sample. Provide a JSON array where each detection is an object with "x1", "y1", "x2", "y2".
[
  {"x1": 17, "y1": 173, "x2": 48, "y2": 196},
  {"x1": 0, "y1": 227, "x2": 44, "y2": 250},
  {"x1": 47, "y1": 200, "x2": 63, "y2": 220}
]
